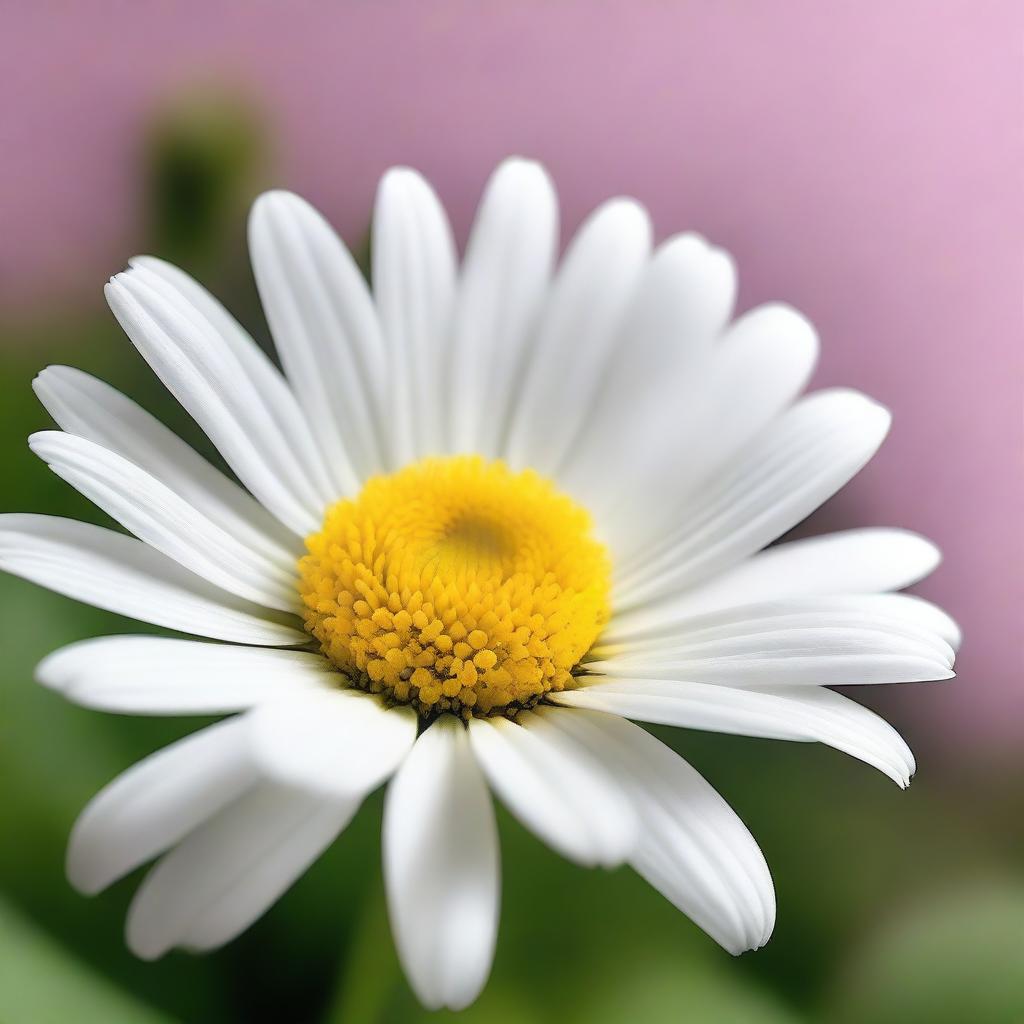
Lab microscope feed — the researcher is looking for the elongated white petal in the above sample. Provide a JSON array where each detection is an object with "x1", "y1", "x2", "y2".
[
  {"x1": 67, "y1": 718, "x2": 256, "y2": 894},
  {"x1": 384, "y1": 716, "x2": 499, "y2": 1011},
  {"x1": 127, "y1": 781, "x2": 355, "y2": 958},
  {"x1": 0, "y1": 514, "x2": 305, "y2": 646},
  {"x1": 616, "y1": 389, "x2": 891, "y2": 609},
  {"x1": 618, "y1": 232, "x2": 736, "y2": 362},
  {"x1": 468, "y1": 712, "x2": 637, "y2": 867},
  {"x1": 33, "y1": 365, "x2": 299, "y2": 566},
  {"x1": 590, "y1": 645, "x2": 952, "y2": 687},
  {"x1": 129, "y1": 256, "x2": 342, "y2": 506},
  {"x1": 373, "y1": 168, "x2": 457, "y2": 465},
  {"x1": 30, "y1": 431, "x2": 299, "y2": 612},
  {"x1": 678, "y1": 302, "x2": 819, "y2": 481},
  {"x1": 106, "y1": 267, "x2": 332, "y2": 535},
  {"x1": 599, "y1": 595, "x2": 959, "y2": 659},
  {"x1": 576, "y1": 304, "x2": 817, "y2": 558},
  {"x1": 504, "y1": 198, "x2": 651, "y2": 476},
  {"x1": 249, "y1": 191, "x2": 387, "y2": 483},
  {"x1": 590, "y1": 602, "x2": 954, "y2": 686},
  {"x1": 249, "y1": 690, "x2": 417, "y2": 799},
  {"x1": 857, "y1": 593, "x2": 961, "y2": 649},
  {"x1": 558, "y1": 234, "x2": 735, "y2": 510},
  {"x1": 448, "y1": 158, "x2": 558, "y2": 456},
  {"x1": 554, "y1": 678, "x2": 915, "y2": 786},
  {"x1": 37, "y1": 637, "x2": 332, "y2": 714},
  {"x1": 606, "y1": 529, "x2": 942, "y2": 642},
  {"x1": 538, "y1": 707, "x2": 774, "y2": 954}
]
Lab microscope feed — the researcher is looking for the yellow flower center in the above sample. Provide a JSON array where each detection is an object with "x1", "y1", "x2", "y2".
[{"x1": 298, "y1": 455, "x2": 610, "y2": 718}]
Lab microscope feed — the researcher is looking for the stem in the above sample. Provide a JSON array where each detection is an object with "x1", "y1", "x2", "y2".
[{"x1": 321, "y1": 872, "x2": 398, "y2": 1024}]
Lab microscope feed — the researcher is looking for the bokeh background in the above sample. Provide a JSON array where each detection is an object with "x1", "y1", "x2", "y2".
[{"x1": 1, "y1": 3, "x2": 1021, "y2": 1022}]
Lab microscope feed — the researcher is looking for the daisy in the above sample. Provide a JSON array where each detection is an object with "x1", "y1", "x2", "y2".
[{"x1": 2, "y1": 158, "x2": 957, "y2": 1011}]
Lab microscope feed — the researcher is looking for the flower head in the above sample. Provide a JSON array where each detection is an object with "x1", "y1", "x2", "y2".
[{"x1": 2, "y1": 158, "x2": 957, "y2": 1010}]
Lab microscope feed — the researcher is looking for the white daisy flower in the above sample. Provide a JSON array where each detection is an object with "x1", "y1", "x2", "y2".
[{"x1": 2, "y1": 158, "x2": 958, "y2": 1011}]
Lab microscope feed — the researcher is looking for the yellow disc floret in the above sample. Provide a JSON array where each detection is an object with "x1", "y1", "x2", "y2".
[{"x1": 298, "y1": 455, "x2": 610, "y2": 718}]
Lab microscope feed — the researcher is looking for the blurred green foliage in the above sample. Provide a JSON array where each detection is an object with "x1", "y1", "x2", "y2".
[
  {"x1": 0, "y1": 899, "x2": 175, "y2": 1024},
  {"x1": 1, "y1": 88, "x2": 1022, "y2": 1023},
  {"x1": 825, "y1": 880, "x2": 1024, "y2": 1024},
  {"x1": 145, "y1": 87, "x2": 267, "y2": 280}
]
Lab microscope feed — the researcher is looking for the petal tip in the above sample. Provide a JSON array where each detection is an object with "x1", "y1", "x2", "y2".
[
  {"x1": 126, "y1": 255, "x2": 162, "y2": 272},
  {"x1": 378, "y1": 164, "x2": 432, "y2": 200},
  {"x1": 604, "y1": 195, "x2": 653, "y2": 234},
  {"x1": 494, "y1": 154, "x2": 548, "y2": 178},
  {"x1": 65, "y1": 842, "x2": 105, "y2": 897},
  {"x1": 249, "y1": 187, "x2": 307, "y2": 225},
  {"x1": 32, "y1": 366, "x2": 61, "y2": 391},
  {"x1": 26, "y1": 430, "x2": 51, "y2": 454},
  {"x1": 125, "y1": 926, "x2": 165, "y2": 962},
  {"x1": 33, "y1": 650, "x2": 66, "y2": 692},
  {"x1": 103, "y1": 275, "x2": 133, "y2": 309}
]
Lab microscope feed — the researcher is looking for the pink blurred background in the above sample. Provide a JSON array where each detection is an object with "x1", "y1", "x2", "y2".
[{"x1": 1, "y1": 1, "x2": 1020, "y2": 749}]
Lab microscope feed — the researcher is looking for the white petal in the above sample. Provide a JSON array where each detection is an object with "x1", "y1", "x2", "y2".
[
  {"x1": 599, "y1": 595, "x2": 959, "y2": 659},
  {"x1": 858, "y1": 593, "x2": 962, "y2": 649},
  {"x1": 373, "y1": 168, "x2": 457, "y2": 465},
  {"x1": 681, "y1": 302, "x2": 819, "y2": 481},
  {"x1": 618, "y1": 233, "x2": 736, "y2": 358},
  {"x1": 127, "y1": 781, "x2": 354, "y2": 958},
  {"x1": 30, "y1": 431, "x2": 299, "y2": 612},
  {"x1": 615, "y1": 389, "x2": 891, "y2": 609},
  {"x1": 557, "y1": 234, "x2": 735, "y2": 511},
  {"x1": 129, "y1": 256, "x2": 342, "y2": 506},
  {"x1": 37, "y1": 637, "x2": 332, "y2": 714},
  {"x1": 447, "y1": 158, "x2": 558, "y2": 456},
  {"x1": 0, "y1": 514, "x2": 306, "y2": 646},
  {"x1": 589, "y1": 599, "x2": 955, "y2": 686},
  {"x1": 590, "y1": 645, "x2": 952, "y2": 688},
  {"x1": 67, "y1": 718, "x2": 256, "y2": 894},
  {"x1": 249, "y1": 689, "x2": 417, "y2": 799},
  {"x1": 33, "y1": 365, "x2": 298, "y2": 566},
  {"x1": 592, "y1": 304, "x2": 818, "y2": 557},
  {"x1": 606, "y1": 528, "x2": 942, "y2": 641},
  {"x1": 384, "y1": 716, "x2": 499, "y2": 1011},
  {"x1": 249, "y1": 191, "x2": 387, "y2": 482},
  {"x1": 538, "y1": 707, "x2": 774, "y2": 954},
  {"x1": 106, "y1": 267, "x2": 332, "y2": 535},
  {"x1": 553, "y1": 678, "x2": 916, "y2": 786},
  {"x1": 467, "y1": 711, "x2": 636, "y2": 867},
  {"x1": 503, "y1": 197, "x2": 652, "y2": 476}
]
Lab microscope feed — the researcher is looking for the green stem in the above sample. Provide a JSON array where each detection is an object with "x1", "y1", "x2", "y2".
[{"x1": 321, "y1": 872, "x2": 398, "y2": 1024}]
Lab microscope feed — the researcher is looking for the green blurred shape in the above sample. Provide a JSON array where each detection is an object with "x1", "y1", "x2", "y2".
[
  {"x1": 320, "y1": 861, "x2": 545, "y2": 1024},
  {"x1": 566, "y1": 952, "x2": 805, "y2": 1024},
  {"x1": 824, "y1": 878, "x2": 1024, "y2": 1024},
  {"x1": 320, "y1": 864, "x2": 397, "y2": 1024},
  {"x1": 0, "y1": 898, "x2": 178, "y2": 1024},
  {"x1": 145, "y1": 86, "x2": 266, "y2": 274},
  {"x1": 405, "y1": 989, "x2": 542, "y2": 1024}
]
